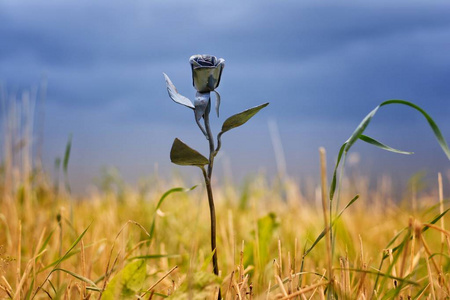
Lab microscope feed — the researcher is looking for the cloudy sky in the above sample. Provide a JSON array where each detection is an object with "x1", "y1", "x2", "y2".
[{"x1": 1, "y1": 0, "x2": 449, "y2": 193}]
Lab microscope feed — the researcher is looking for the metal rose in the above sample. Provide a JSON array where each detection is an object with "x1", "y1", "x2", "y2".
[
  {"x1": 189, "y1": 54, "x2": 225, "y2": 93},
  {"x1": 164, "y1": 55, "x2": 225, "y2": 138}
]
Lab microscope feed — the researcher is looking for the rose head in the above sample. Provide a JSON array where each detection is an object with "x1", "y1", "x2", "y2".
[{"x1": 190, "y1": 54, "x2": 225, "y2": 93}]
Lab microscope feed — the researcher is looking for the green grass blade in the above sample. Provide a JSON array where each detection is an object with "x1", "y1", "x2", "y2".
[
  {"x1": 329, "y1": 143, "x2": 347, "y2": 201},
  {"x1": 359, "y1": 135, "x2": 413, "y2": 155},
  {"x1": 201, "y1": 249, "x2": 216, "y2": 272},
  {"x1": 345, "y1": 106, "x2": 379, "y2": 152},
  {"x1": 37, "y1": 229, "x2": 55, "y2": 260},
  {"x1": 39, "y1": 239, "x2": 101, "y2": 272},
  {"x1": 33, "y1": 223, "x2": 91, "y2": 299},
  {"x1": 128, "y1": 254, "x2": 181, "y2": 260},
  {"x1": 429, "y1": 252, "x2": 450, "y2": 261},
  {"x1": 412, "y1": 285, "x2": 429, "y2": 300},
  {"x1": 63, "y1": 134, "x2": 72, "y2": 176},
  {"x1": 56, "y1": 223, "x2": 90, "y2": 265},
  {"x1": 335, "y1": 268, "x2": 418, "y2": 286},
  {"x1": 384, "y1": 227, "x2": 408, "y2": 253},
  {"x1": 335, "y1": 98, "x2": 449, "y2": 200},
  {"x1": 304, "y1": 195, "x2": 359, "y2": 257},
  {"x1": 372, "y1": 210, "x2": 449, "y2": 295},
  {"x1": 371, "y1": 227, "x2": 409, "y2": 295},
  {"x1": 422, "y1": 208, "x2": 450, "y2": 234},
  {"x1": 63, "y1": 134, "x2": 72, "y2": 193},
  {"x1": 149, "y1": 185, "x2": 197, "y2": 239},
  {"x1": 24, "y1": 278, "x2": 35, "y2": 300},
  {"x1": 378, "y1": 228, "x2": 411, "y2": 294},
  {"x1": 379, "y1": 99, "x2": 450, "y2": 160},
  {"x1": 51, "y1": 268, "x2": 99, "y2": 290},
  {"x1": 41, "y1": 250, "x2": 80, "y2": 272}
]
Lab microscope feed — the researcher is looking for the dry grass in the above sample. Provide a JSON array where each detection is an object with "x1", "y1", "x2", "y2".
[
  {"x1": 1, "y1": 91, "x2": 449, "y2": 299},
  {"x1": 0, "y1": 168, "x2": 449, "y2": 299}
]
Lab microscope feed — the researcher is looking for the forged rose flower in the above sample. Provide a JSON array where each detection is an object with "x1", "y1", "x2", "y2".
[
  {"x1": 190, "y1": 55, "x2": 225, "y2": 93},
  {"x1": 164, "y1": 55, "x2": 225, "y2": 138},
  {"x1": 165, "y1": 56, "x2": 269, "y2": 294}
]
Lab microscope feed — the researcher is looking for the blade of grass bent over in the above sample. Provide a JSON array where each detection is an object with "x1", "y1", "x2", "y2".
[
  {"x1": 149, "y1": 185, "x2": 197, "y2": 239},
  {"x1": 51, "y1": 268, "x2": 100, "y2": 291},
  {"x1": 331, "y1": 99, "x2": 450, "y2": 200},
  {"x1": 379, "y1": 99, "x2": 450, "y2": 160}
]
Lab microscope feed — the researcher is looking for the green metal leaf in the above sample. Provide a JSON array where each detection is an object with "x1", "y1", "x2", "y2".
[
  {"x1": 221, "y1": 102, "x2": 269, "y2": 134},
  {"x1": 170, "y1": 138, "x2": 208, "y2": 166}
]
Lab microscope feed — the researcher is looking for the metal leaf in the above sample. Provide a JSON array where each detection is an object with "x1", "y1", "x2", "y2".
[
  {"x1": 221, "y1": 103, "x2": 269, "y2": 134},
  {"x1": 170, "y1": 138, "x2": 209, "y2": 166},
  {"x1": 194, "y1": 92, "x2": 210, "y2": 121},
  {"x1": 163, "y1": 73, "x2": 195, "y2": 109},
  {"x1": 214, "y1": 90, "x2": 221, "y2": 118}
]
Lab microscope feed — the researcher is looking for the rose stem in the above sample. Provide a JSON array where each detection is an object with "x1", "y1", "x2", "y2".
[{"x1": 202, "y1": 105, "x2": 222, "y2": 298}]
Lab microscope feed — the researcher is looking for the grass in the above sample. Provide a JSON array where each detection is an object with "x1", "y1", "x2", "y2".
[
  {"x1": 0, "y1": 169, "x2": 449, "y2": 299},
  {"x1": 1, "y1": 92, "x2": 449, "y2": 299}
]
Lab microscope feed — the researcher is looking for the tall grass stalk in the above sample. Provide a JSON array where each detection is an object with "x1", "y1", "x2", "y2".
[{"x1": 319, "y1": 147, "x2": 333, "y2": 297}]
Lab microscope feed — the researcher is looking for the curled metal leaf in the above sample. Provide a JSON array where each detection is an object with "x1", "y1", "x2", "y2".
[
  {"x1": 163, "y1": 73, "x2": 194, "y2": 109},
  {"x1": 170, "y1": 138, "x2": 209, "y2": 166}
]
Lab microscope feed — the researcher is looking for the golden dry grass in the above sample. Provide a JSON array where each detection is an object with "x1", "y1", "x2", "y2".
[
  {"x1": 1, "y1": 170, "x2": 449, "y2": 299},
  {"x1": 1, "y1": 92, "x2": 450, "y2": 299}
]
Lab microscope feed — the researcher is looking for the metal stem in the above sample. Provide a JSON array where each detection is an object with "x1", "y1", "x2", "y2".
[{"x1": 202, "y1": 107, "x2": 221, "y2": 299}]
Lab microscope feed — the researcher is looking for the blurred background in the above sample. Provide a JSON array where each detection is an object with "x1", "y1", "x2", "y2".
[{"x1": 1, "y1": 0, "x2": 449, "y2": 194}]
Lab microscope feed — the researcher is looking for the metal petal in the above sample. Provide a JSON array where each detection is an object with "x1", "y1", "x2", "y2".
[
  {"x1": 215, "y1": 59, "x2": 225, "y2": 88},
  {"x1": 213, "y1": 90, "x2": 221, "y2": 118},
  {"x1": 163, "y1": 73, "x2": 194, "y2": 109},
  {"x1": 189, "y1": 55, "x2": 202, "y2": 68}
]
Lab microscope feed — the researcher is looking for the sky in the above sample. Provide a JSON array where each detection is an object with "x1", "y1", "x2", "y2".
[{"x1": 1, "y1": 0, "x2": 449, "y2": 194}]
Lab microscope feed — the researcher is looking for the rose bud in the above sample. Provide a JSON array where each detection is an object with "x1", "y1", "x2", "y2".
[{"x1": 189, "y1": 54, "x2": 225, "y2": 93}]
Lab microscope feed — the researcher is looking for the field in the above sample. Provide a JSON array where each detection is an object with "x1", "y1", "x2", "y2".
[
  {"x1": 1, "y1": 158, "x2": 449, "y2": 299},
  {"x1": 1, "y1": 95, "x2": 450, "y2": 299}
]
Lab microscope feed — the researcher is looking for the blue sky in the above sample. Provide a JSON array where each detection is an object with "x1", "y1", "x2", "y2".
[{"x1": 1, "y1": 0, "x2": 449, "y2": 193}]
